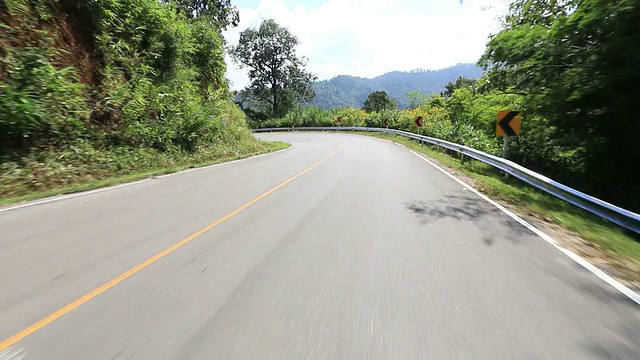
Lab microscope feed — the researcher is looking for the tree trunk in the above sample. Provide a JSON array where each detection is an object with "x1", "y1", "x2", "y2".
[{"x1": 272, "y1": 86, "x2": 278, "y2": 118}]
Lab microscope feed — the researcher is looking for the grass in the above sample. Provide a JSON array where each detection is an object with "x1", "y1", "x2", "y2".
[
  {"x1": 361, "y1": 132, "x2": 640, "y2": 266},
  {"x1": 0, "y1": 140, "x2": 289, "y2": 206}
]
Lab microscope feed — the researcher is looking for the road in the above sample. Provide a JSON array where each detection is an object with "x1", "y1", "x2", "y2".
[{"x1": 0, "y1": 132, "x2": 638, "y2": 359}]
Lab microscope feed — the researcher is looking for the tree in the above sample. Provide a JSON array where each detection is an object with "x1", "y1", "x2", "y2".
[
  {"x1": 442, "y1": 76, "x2": 477, "y2": 98},
  {"x1": 407, "y1": 90, "x2": 429, "y2": 109},
  {"x1": 426, "y1": 94, "x2": 446, "y2": 108},
  {"x1": 190, "y1": 18, "x2": 227, "y2": 90},
  {"x1": 171, "y1": 0, "x2": 239, "y2": 30},
  {"x1": 230, "y1": 19, "x2": 316, "y2": 118},
  {"x1": 480, "y1": 0, "x2": 640, "y2": 210},
  {"x1": 363, "y1": 91, "x2": 396, "y2": 112}
]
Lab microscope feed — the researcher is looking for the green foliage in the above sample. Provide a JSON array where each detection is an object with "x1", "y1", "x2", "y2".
[
  {"x1": 170, "y1": 0, "x2": 239, "y2": 30},
  {"x1": 190, "y1": 18, "x2": 227, "y2": 90},
  {"x1": 481, "y1": 0, "x2": 640, "y2": 211},
  {"x1": 442, "y1": 76, "x2": 478, "y2": 98},
  {"x1": 261, "y1": 102, "x2": 499, "y2": 155},
  {"x1": 79, "y1": 0, "x2": 235, "y2": 152},
  {"x1": 0, "y1": 136, "x2": 286, "y2": 200},
  {"x1": 363, "y1": 91, "x2": 396, "y2": 113},
  {"x1": 1, "y1": 0, "x2": 261, "y2": 193},
  {"x1": 231, "y1": 19, "x2": 317, "y2": 119},
  {"x1": 310, "y1": 65, "x2": 483, "y2": 109},
  {"x1": 0, "y1": 8, "x2": 90, "y2": 154},
  {"x1": 407, "y1": 90, "x2": 429, "y2": 109}
]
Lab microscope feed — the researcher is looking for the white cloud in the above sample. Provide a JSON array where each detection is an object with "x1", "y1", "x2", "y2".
[{"x1": 223, "y1": 0, "x2": 511, "y2": 90}]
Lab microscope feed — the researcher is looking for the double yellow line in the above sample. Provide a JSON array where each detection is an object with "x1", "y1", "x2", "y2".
[{"x1": 0, "y1": 145, "x2": 341, "y2": 351}]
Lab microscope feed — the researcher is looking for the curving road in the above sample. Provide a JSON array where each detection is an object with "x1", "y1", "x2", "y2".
[{"x1": 0, "y1": 133, "x2": 638, "y2": 359}]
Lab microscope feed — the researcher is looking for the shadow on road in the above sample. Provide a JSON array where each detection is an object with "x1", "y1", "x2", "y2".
[
  {"x1": 405, "y1": 192, "x2": 534, "y2": 245},
  {"x1": 405, "y1": 193, "x2": 491, "y2": 223}
]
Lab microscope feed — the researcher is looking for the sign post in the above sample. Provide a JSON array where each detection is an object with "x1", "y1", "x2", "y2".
[{"x1": 502, "y1": 136, "x2": 510, "y2": 159}]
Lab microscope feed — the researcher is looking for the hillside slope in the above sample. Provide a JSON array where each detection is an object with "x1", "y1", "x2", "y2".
[
  {"x1": 310, "y1": 64, "x2": 483, "y2": 109},
  {"x1": 0, "y1": 0, "x2": 274, "y2": 201}
]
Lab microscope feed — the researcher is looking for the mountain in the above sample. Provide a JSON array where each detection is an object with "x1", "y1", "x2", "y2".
[{"x1": 309, "y1": 64, "x2": 484, "y2": 109}]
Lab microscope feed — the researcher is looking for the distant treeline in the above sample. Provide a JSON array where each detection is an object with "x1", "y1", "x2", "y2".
[{"x1": 308, "y1": 64, "x2": 483, "y2": 109}]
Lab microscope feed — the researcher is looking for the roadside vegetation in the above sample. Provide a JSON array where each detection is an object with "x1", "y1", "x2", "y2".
[
  {"x1": 0, "y1": 0, "x2": 283, "y2": 203},
  {"x1": 0, "y1": 140, "x2": 288, "y2": 206}
]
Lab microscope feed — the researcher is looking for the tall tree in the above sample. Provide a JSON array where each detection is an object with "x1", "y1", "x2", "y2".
[
  {"x1": 363, "y1": 91, "x2": 396, "y2": 112},
  {"x1": 407, "y1": 90, "x2": 429, "y2": 109},
  {"x1": 442, "y1": 76, "x2": 477, "y2": 98},
  {"x1": 171, "y1": 0, "x2": 239, "y2": 30},
  {"x1": 230, "y1": 19, "x2": 316, "y2": 118},
  {"x1": 480, "y1": 0, "x2": 640, "y2": 210}
]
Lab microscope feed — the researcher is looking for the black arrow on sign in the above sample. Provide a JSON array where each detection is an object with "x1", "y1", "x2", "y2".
[{"x1": 499, "y1": 111, "x2": 520, "y2": 136}]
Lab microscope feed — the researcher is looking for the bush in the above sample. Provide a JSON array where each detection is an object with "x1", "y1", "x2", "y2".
[
  {"x1": 252, "y1": 103, "x2": 501, "y2": 159},
  {"x1": 0, "y1": 21, "x2": 90, "y2": 154},
  {"x1": 1, "y1": 0, "x2": 258, "y2": 157},
  {"x1": 0, "y1": 0, "x2": 263, "y2": 198}
]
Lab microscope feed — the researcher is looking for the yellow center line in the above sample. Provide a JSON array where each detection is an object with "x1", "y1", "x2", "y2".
[{"x1": 0, "y1": 144, "x2": 342, "y2": 351}]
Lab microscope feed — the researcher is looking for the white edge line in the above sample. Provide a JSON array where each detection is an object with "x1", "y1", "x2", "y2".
[
  {"x1": 409, "y1": 149, "x2": 640, "y2": 306},
  {"x1": 0, "y1": 347, "x2": 26, "y2": 360},
  {"x1": 0, "y1": 144, "x2": 293, "y2": 213}
]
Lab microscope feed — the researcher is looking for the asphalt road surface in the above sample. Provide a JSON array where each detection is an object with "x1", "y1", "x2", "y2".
[{"x1": 1, "y1": 133, "x2": 639, "y2": 360}]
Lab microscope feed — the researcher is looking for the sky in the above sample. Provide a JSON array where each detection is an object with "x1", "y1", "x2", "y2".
[{"x1": 222, "y1": 0, "x2": 512, "y2": 90}]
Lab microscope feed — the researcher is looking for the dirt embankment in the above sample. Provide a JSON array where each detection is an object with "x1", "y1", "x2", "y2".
[{"x1": 1, "y1": 3, "x2": 100, "y2": 86}]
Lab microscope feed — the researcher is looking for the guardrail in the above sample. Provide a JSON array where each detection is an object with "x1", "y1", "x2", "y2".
[{"x1": 254, "y1": 126, "x2": 640, "y2": 234}]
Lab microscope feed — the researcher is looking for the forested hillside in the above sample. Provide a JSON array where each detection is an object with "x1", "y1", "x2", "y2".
[
  {"x1": 0, "y1": 0, "x2": 280, "y2": 200},
  {"x1": 310, "y1": 64, "x2": 483, "y2": 109}
]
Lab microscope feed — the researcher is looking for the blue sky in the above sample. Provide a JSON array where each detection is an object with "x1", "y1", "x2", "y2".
[{"x1": 223, "y1": 0, "x2": 511, "y2": 90}]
